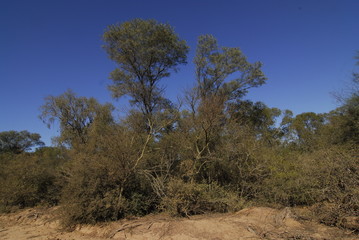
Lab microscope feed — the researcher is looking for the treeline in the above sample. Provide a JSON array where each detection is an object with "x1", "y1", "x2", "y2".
[{"x1": 0, "y1": 19, "x2": 358, "y2": 229}]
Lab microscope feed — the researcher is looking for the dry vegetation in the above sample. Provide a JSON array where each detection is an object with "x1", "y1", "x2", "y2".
[{"x1": 0, "y1": 19, "x2": 358, "y2": 238}]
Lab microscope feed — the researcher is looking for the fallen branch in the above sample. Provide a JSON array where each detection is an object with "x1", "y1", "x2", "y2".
[{"x1": 109, "y1": 223, "x2": 143, "y2": 238}]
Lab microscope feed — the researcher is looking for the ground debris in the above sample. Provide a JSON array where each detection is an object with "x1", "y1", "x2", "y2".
[{"x1": 0, "y1": 207, "x2": 358, "y2": 240}]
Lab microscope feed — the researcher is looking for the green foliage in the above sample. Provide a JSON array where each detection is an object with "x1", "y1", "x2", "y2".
[
  {"x1": 215, "y1": 125, "x2": 273, "y2": 198},
  {"x1": 281, "y1": 112, "x2": 326, "y2": 151},
  {"x1": 0, "y1": 130, "x2": 44, "y2": 154},
  {"x1": 228, "y1": 100, "x2": 282, "y2": 143},
  {"x1": 40, "y1": 89, "x2": 114, "y2": 147},
  {"x1": 103, "y1": 19, "x2": 189, "y2": 118},
  {"x1": 60, "y1": 152, "x2": 127, "y2": 225},
  {"x1": 195, "y1": 34, "x2": 266, "y2": 100},
  {"x1": 328, "y1": 95, "x2": 359, "y2": 145},
  {"x1": 0, "y1": 147, "x2": 67, "y2": 212},
  {"x1": 59, "y1": 124, "x2": 157, "y2": 226},
  {"x1": 258, "y1": 150, "x2": 317, "y2": 206},
  {"x1": 258, "y1": 146, "x2": 358, "y2": 209}
]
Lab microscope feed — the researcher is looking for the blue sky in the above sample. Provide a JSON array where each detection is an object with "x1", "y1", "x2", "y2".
[{"x1": 1, "y1": 0, "x2": 358, "y2": 146}]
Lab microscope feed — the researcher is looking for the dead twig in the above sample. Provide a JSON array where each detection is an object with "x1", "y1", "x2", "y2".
[{"x1": 109, "y1": 223, "x2": 143, "y2": 238}]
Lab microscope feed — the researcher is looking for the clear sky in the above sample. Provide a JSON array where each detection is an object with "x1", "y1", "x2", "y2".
[{"x1": 1, "y1": 0, "x2": 358, "y2": 146}]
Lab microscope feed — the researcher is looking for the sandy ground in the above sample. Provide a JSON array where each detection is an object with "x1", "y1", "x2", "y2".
[{"x1": 0, "y1": 207, "x2": 357, "y2": 240}]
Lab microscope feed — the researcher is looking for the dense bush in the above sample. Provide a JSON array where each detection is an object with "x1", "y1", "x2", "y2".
[
  {"x1": 160, "y1": 178, "x2": 245, "y2": 216},
  {"x1": 60, "y1": 153, "x2": 123, "y2": 225},
  {"x1": 0, "y1": 147, "x2": 67, "y2": 212},
  {"x1": 59, "y1": 124, "x2": 158, "y2": 226}
]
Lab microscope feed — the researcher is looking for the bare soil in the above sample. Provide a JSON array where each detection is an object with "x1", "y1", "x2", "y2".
[{"x1": 0, "y1": 207, "x2": 357, "y2": 240}]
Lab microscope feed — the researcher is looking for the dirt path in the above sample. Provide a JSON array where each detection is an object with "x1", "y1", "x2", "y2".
[
  {"x1": 0, "y1": 208, "x2": 104, "y2": 240},
  {"x1": 0, "y1": 207, "x2": 357, "y2": 240}
]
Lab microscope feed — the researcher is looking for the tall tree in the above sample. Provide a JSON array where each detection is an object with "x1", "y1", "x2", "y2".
[
  {"x1": 39, "y1": 90, "x2": 114, "y2": 147},
  {"x1": 183, "y1": 35, "x2": 268, "y2": 172},
  {"x1": 281, "y1": 112, "x2": 325, "y2": 150},
  {"x1": 194, "y1": 34, "x2": 266, "y2": 101},
  {"x1": 0, "y1": 130, "x2": 44, "y2": 154},
  {"x1": 103, "y1": 19, "x2": 189, "y2": 124},
  {"x1": 329, "y1": 51, "x2": 359, "y2": 144},
  {"x1": 228, "y1": 100, "x2": 282, "y2": 141}
]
